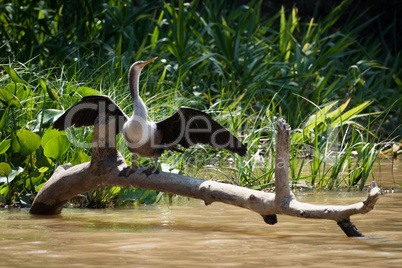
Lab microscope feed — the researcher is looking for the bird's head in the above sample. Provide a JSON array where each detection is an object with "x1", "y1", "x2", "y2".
[{"x1": 131, "y1": 57, "x2": 158, "y2": 72}]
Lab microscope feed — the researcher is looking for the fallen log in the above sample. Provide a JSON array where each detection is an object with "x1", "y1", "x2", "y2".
[{"x1": 30, "y1": 118, "x2": 383, "y2": 237}]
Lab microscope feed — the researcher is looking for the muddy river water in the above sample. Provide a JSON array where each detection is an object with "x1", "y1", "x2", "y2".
[{"x1": 1, "y1": 159, "x2": 401, "y2": 267}]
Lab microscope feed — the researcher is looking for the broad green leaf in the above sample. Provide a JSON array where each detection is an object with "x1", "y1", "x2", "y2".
[
  {"x1": 39, "y1": 78, "x2": 47, "y2": 92},
  {"x1": 0, "y1": 88, "x2": 21, "y2": 108},
  {"x1": 35, "y1": 182, "x2": 46, "y2": 193},
  {"x1": 0, "y1": 139, "x2": 11, "y2": 154},
  {"x1": 38, "y1": 166, "x2": 49, "y2": 173},
  {"x1": 0, "y1": 165, "x2": 23, "y2": 185},
  {"x1": 150, "y1": 12, "x2": 163, "y2": 49},
  {"x1": 39, "y1": 78, "x2": 59, "y2": 101},
  {"x1": 109, "y1": 186, "x2": 121, "y2": 196},
  {"x1": 26, "y1": 173, "x2": 43, "y2": 188},
  {"x1": 16, "y1": 129, "x2": 42, "y2": 154},
  {"x1": 0, "y1": 87, "x2": 13, "y2": 102},
  {"x1": 331, "y1": 101, "x2": 373, "y2": 128},
  {"x1": 304, "y1": 99, "x2": 351, "y2": 130},
  {"x1": 85, "y1": 133, "x2": 93, "y2": 144},
  {"x1": 4, "y1": 82, "x2": 33, "y2": 109},
  {"x1": 37, "y1": 109, "x2": 64, "y2": 126},
  {"x1": 118, "y1": 187, "x2": 135, "y2": 200},
  {"x1": 138, "y1": 189, "x2": 157, "y2": 204},
  {"x1": 76, "y1": 87, "x2": 100, "y2": 97},
  {"x1": 0, "y1": 185, "x2": 8, "y2": 194},
  {"x1": 123, "y1": 188, "x2": 155, "y2": 204},
  {"x1": 158, "y1": 67, "x2": 167, "y2": 84},
  {"x1": 44, "y1": 135, "x2": 70, "y2": 160},
  {"x1": 325, "y1": 98, "x2": 351, "y2": 121},
  {"x1": 279, "y1": 6, "x2": 286, "y2": 55},
  {"x1": 304, "y1": 101, "x2": 339, "y2": 129},
  {"x1": 0, "y1": 162, "x2": 11, "y2": 176},
  {"x1": 9, "y1": 166, "x2": 23, "y2": 182},
  {"x1": 5, "y1": 82, "x2": 26, "y2": 95},
  {"x1": 293, "y1": 98, "x2": 354, "y2": 144},
  {"x1": 293, "y1": 103, "x2": 334, "y2": 144},
  {"x1": 11, "y1": 132, "x2": 21, "y2": 153},
  {"x1": 47, "y1": 87, "x2": 59, "y2": 101},
  {"x1": 0, "y1": 108, "x2": 7, "y2": 130},
  {"x1": 36, "y1": 155, "x2": 53, "y2": 169},
  {"x1": 2, "y1": 66, "x2": 26, "y2": 85},
  {"x1": 72, "y1": 151, "x2": 91, "y2": 166},
  {"x1": 42, "y1": 127, "x2": 65, "y2": 149}
]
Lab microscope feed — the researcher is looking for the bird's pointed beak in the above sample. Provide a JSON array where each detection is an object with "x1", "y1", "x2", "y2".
[{"x1": 139, "y1": 57, "x2": 158, "y2": 67}]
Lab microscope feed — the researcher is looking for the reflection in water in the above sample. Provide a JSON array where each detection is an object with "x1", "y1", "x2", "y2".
[{"x1": 0, "y1": 159, "x2": 401, "y2": 267}]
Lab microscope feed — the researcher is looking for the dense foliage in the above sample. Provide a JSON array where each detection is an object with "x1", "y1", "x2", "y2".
[{"x1": 0, "y1": 0, "x2": 400, "y2": 207}]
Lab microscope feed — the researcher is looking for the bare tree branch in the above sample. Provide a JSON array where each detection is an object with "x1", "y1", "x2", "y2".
[{"x1": 30, "y1": 118, "x2": 383, "y2": 237}]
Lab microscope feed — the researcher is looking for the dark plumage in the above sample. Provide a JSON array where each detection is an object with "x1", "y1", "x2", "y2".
[
  {"x1": 53, "y1": 95, "x2": 128, "y2": 134},
  {"x1": 157, "y1": 107, "x2": 247, "y2": 156}
]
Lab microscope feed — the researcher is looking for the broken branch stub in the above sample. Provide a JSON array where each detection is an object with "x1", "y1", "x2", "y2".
[
  {"x1": 275, "y1": 119, "x2": 292, "y2": 207},
  {"x1": 30, "y1": 118, "x2": 383, "y2": 237}
]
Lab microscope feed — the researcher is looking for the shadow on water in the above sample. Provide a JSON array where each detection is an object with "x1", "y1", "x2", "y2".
[{"x1": 0, "y1": 159, "x2": 401, "y2": 267}]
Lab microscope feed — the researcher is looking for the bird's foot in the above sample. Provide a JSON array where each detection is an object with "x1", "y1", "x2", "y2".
[
  {"x1": 119, "y1": 165, "x2": 137, "y2": 177},
  {"x1": 142, "y1": 166, "x2": 159, "y2": 177}
]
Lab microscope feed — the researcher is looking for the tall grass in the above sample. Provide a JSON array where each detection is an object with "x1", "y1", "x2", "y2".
[{"x1": 0, "y1": 0, "x2": 400, "y2": 207}]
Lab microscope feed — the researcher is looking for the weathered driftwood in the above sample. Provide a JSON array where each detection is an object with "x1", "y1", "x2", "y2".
[{"x1": 30, "y1": 118, "x2": 383, "y2": 237}]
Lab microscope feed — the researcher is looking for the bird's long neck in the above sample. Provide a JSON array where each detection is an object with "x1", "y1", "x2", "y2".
[
  {"x1": 128, "y1": 65, "x2": 147, "y2": 119},
  {"x1": 128, "y1": 65, "x2": 141, "y2": 101}
]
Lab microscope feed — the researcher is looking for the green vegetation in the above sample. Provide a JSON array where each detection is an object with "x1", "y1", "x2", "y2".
[{"x1": 0, "y1": 0, "x2": 400, "y2": 207}]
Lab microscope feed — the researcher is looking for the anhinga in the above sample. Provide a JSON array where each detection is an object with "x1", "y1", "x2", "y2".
[{"x1": 53, "y1": 57, "x2": 247, "y2": 176}]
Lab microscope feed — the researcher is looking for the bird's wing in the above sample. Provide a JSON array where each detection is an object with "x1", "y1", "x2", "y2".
[
  {"x1": 156, "y1": 107, "x2": 247, "y2": 156},
  {"x1": 53, "y1": 95, "x2": 129, "y2": 134}
]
